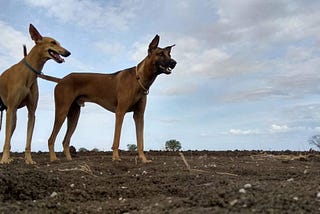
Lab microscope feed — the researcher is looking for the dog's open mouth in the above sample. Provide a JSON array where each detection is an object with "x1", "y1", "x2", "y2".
[
  {"x1": 49, "y1": 49, "x2": 65, "y2": 63},
  {"x1": 159, "y1": 59, "x2": 176, "y2": 75},
  {"x1": 159, "y1": 65, "x2": 173, "y2": 74}
]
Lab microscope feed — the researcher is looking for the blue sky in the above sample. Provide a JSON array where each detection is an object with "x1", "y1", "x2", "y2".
[{"x1": 0, "y1": 0, "x2": 320, "y2": 152}]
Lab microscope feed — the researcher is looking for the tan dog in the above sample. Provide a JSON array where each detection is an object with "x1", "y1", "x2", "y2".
[
  {"x1": 47, "y1": 35, "x2": 176, "y2": 163},
  {"x1": 0, "y1": 24, "x2": 70, "y2": 164}
]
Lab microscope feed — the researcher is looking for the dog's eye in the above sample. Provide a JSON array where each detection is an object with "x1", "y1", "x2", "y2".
[
  {"x1": 51, "y1": 41, "x2": 57, "y2": 45},
  {"x1": 158, "y1": 52, "x2": 164, "y2": 56}
]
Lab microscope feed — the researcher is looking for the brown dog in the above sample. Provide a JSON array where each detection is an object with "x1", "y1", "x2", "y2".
[
  {"x1": 0, "y1": 24, "x2": 70, "y2": 164},
  {"x1": 47, "y1": 35, "x2": 176, "y2": 163}
]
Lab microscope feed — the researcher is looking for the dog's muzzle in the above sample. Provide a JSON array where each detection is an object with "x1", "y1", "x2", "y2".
[
  {"x1": 159, "y1": 59, "x2": 177, "y2": 75},
  {"x1": 49, "y1": 49, "x2": 71, "y2": 63}
]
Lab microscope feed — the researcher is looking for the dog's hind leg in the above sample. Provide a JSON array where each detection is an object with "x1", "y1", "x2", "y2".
[
  {"x1": 48, "y1": 109, "x2": 67, "y2": 161},
  {"x1": 0, "y1": 107, "x2": 17, "y2": 164},
  {"x1": 48, "y1": 85, "x2": 76, "y2": 162},
  {"x1": 62, "y1": 102, "x2": 81, "y2": 160}
]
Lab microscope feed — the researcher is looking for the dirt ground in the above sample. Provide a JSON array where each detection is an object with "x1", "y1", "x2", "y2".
[{"x1": 0, "y1": 150, "x2": 320, "y2": 213}]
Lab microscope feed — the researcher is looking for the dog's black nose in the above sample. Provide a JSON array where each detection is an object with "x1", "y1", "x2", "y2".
[
  {"x1": 169, "y1": 59, "x2": 177, "y2": 69},
  {"x1": 63, "y1": 50, "x2": 71, "y2": 57}
]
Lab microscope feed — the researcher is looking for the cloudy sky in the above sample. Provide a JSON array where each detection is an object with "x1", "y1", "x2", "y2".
[{"x1": 0, "y1": 0, "x2": 320, "y2": 152}]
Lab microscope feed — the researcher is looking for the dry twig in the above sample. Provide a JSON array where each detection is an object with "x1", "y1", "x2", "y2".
[
  {"x1": 58, "y1": 163, "x2": 97, "y2": 177},
  {"x1": 179, "y1": 152, "x2": 209, "y2": 173},
  {"x1": 215, "y1": 171, "x2": 238, "y2": 177}
]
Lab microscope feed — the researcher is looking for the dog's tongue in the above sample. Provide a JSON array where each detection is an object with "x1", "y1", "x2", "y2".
[{"x1": 53, "y1": 52, "x2": 64, "y2": 62}]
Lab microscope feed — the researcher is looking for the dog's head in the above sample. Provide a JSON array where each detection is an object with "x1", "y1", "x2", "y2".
[
  {"x1": 148, "y1": 35, "x2": 177, "y2": 75},
  {"x1": 29, "y1": 24, "x2": 71, "y2": 63}
]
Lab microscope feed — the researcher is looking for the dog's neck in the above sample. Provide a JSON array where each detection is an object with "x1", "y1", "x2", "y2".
[
  {"x1": 23, "y1": 46, "x2": 47, "y2": 75},
  {"x1": 136, "y1": 59, "x2": 157, "y2": 95}
]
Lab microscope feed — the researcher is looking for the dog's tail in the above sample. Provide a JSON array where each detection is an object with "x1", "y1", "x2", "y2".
[
  {"x1": 23, "y1": 44, "x2": 61, "y2": 83},
  {"x1": 38, "y1": 74, "x2": 61, "y2": 83},
  {"x1": 0, "y1": 110, "x2": 3, "y2": 131},
  {"x1": 23, "y1": 44, "x2": 27, "y2": 57},
  {"x1": 0, "y1": 98, "x2": 7, "y2": 131}
]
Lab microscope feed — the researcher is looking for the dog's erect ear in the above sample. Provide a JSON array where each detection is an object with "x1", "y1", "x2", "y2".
[
  {"x1": 29, "y1": 24, "x2": 43, "y2": 43},
  {"x1": 148, "y1": 34, "x2": 160, "y2": 54},
  {"x1": 165, "y1": 44, "x2": 175, "y2": 53}
]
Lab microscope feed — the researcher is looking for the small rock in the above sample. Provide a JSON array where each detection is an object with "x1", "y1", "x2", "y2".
[
  {"x1": 316, "y1": 192, "x2": 320, "y2": 198},
  {"x1": 70, "y1": 184, "x2": 75, "y2": 188},
  {"x1": 230, "y1": 199, "x2": 238, "y2": 206},
  {"x1": 293, "y1": 196, "x2": 298, "y2": 201},
  {"x1": 50, "y1": 192, "x2": 58, "y2": 198},
  {"x1": 244, "y1": 183, "x2": 252, "y2": 189},
  {"x1": 239, "y1": 188, "x2": 246, "y2": 194},
  {"x1": 287, "y1": 178, "x2": 294, "y2": 182}
]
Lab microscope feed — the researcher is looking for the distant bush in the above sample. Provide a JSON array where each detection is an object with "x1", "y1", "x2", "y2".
[
  {"x1": 165, "y1": 139, "x2": 181, "y2": 152},
  {"x1": 127, "y1": 144, "x2": 137, "y2": 152},
  {"x1": 78, "y1": 147, "x2": 89, "y2": 152},
  {"x1": 91, "y1": 148, "x2": 100, "y2": 152}
]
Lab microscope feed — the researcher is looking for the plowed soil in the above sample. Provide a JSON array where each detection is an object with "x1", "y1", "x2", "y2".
[{"x1": 1, "y1": 150, "x2": 320, "y2": 213}]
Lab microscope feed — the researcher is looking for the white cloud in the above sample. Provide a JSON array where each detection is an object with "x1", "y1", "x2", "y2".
[
  {"x1": 24, "y1": 0, "x2": 137, "y2": 31},
  {"x1": 0, "y1": 21, "x2": 33, "y2": 70},
  {"x1": 270, "y1": 124, "x2": 289, "y2": 133},
  {"x1": 227, "y1": 129, "x2": 259, "y2": 135},
  {"x1": 94, "y1": 41, "x2": 127, "y2": 62},
  {"x1": 212, "y1": 0, "x2": 320, "y2": 45}
]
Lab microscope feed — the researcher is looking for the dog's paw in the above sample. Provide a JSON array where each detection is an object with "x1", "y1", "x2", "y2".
[
  {"x1": 50, "y1": 157, "x2": 60, "y2": 162},
  {"x1": 140, "y1": 156, "x2": 152, "y2": 163},
  {"x1": 25, "y1": 159, "x2": 36, "y2": 165},
  {"x1": 112, "y1": 157, "x2": 122, "y2": 162},
  {"x1": 0, "y1": 157, "x2": 14, "y2": 164}
]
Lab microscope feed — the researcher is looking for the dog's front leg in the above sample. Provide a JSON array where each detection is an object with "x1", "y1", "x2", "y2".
[
  {"x1": 133, "y1": 98, "x2": 151, "y2": 163},
  {"x1": 0, "y1": 108, "x2": 17, "y2": 164},
  {"x1": 25, "y1": 85, "x2": 38, "y2": 164},
  {"x1": 112, "y1": 111, "x2": 125, "y2": 161}
]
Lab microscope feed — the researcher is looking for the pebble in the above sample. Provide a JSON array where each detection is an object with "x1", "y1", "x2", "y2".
[
  {"x1": 316, "y1": 192, "x2": 320, "y2": 198},
  {"x1": 239, "y1": 188, "x2": 246, "y2": 194},
  {"x1": 70, "y1": 183, "x2": 75, "y2": 188},
  {"x1": 244, "y1": 183, "x2": 252, "y2": 189},
  {"x1": 50, "y1": 192, "x2": 58, "y2": 198},
  {"x1": 287, "y1": 178, "x2": 294, "y2": 182},
  {"x1": 230, "y1": 199, "x2": 238, "y2": 206}
]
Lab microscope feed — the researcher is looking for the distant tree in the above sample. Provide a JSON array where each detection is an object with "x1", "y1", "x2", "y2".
[
  {"x1": 91, "y1": 148, "x2": 100, "y2": 152},
  {"x1": 127, "y1": 144, "x2": 137, "y2": 152},
  {"x1": 165, "y1": 139, "x2": 182, "y2": 151},
  {"x1": 309, "y1": 135, "x2": 320, "y2": 149},
  {"x1": 78, "y1": 147, "x2": 88, "y2": 152}
]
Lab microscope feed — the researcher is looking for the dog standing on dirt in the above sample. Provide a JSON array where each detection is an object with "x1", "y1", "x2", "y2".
[
  {"x1": 47, "y1": 35, "x2": 176, "y2": 163},
  {"x1": 0, "y1": 24, "x2": 70, "y2": 164}
]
